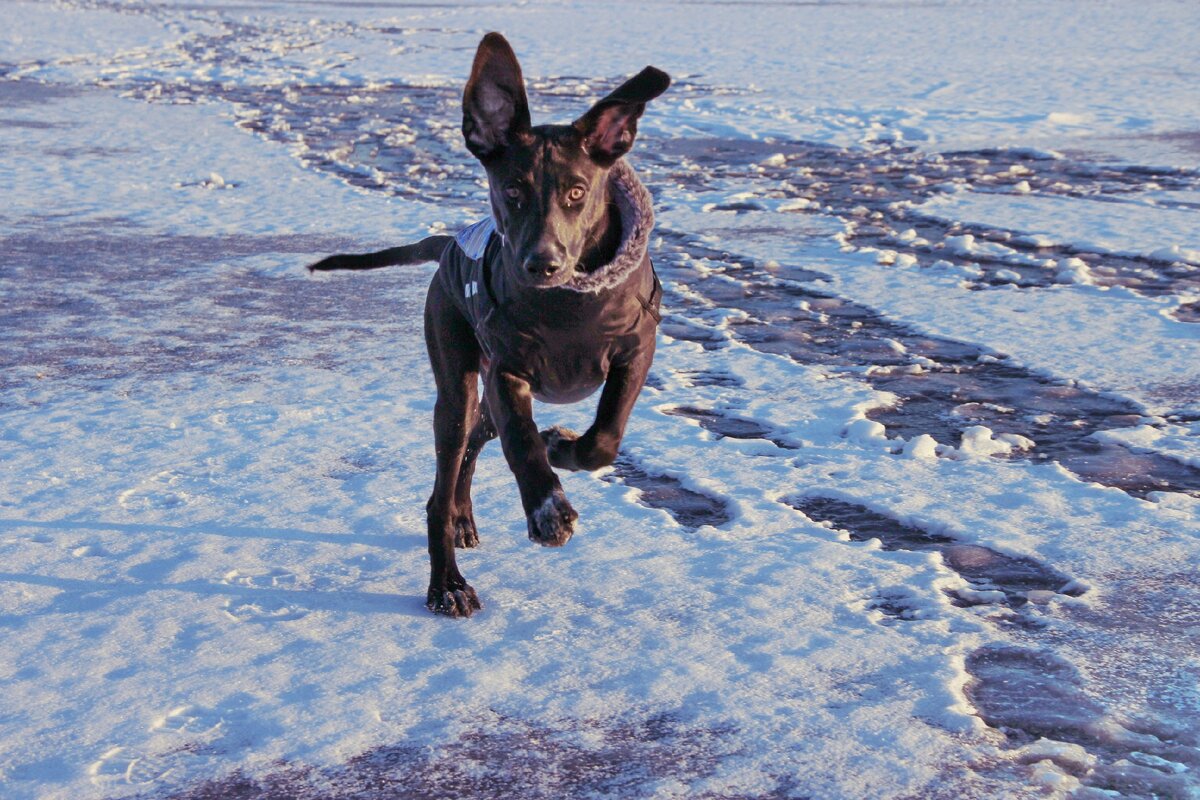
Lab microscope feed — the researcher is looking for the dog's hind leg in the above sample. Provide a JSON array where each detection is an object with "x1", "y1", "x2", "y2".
[
  {"x1": 542, "y1": 349, "x2": 655, "y2": 472},
  {"x1": 423, "y1": 279, "x2": 484, "y2": 617},
  {"x1": 452, "y1": 399, "x2": 497, "y2": 548}
]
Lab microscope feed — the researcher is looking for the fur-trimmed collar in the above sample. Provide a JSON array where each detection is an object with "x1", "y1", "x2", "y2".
[
  {"x1": 564, "y1": 158, "x2": 654, "y2": 294},
  {"x1": 454, "y1": 160, "x2": 654, "y2": 294}
]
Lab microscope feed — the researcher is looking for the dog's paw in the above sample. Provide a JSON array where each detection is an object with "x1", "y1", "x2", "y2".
[
  {"x1": 454, "y1": 516, "x2": 480, "y2": 548},
  {"x1": 527, "y1": 487, "x2": 578, "y2": 547},
  {"x1": 426, "y1": 583, "x2": 482, "y2": 618},
  {"x1": 540, "y1": 425, "x2": 579, "y2": 469}
]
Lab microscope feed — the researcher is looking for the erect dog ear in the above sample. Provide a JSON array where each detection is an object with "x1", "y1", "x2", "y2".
[
  {"x1": 574, "y1": 66, "x2": 670, "y2": 167},
  {"x1": 462, "y1": 33, "x2": 531, "y2": 161}
]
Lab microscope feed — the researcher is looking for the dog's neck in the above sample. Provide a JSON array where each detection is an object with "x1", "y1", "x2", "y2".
[
  {"x1": 577, "y1": 199, "x2": 624, "y2": 274},
  {"x1": 561, "y1": 159, "x2": 655, "y2": 294}
]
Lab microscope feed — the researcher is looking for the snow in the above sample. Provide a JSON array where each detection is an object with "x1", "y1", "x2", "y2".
[
  {"x1": 1055, "y1": 257, "x2": 1096, "y2": 285},
  {"x1": 810, "y1": 239, "x2": 1200, "y2": 415},
  {"x1": 919, "y1": 189, "x2": 1200, "y2": 267},
  {"x1": 3, "y1": 0, "x2": 1200, "y2": 798},
  {"x1": 1095, "y1": 421, "x2": 1200, "y2": 469},
  {"x1": 947, "y1": 426, "x2": 1035, "y2": 460},
  {"x1": 902, "y1": 434, "x2": 939, "y2": 461}
]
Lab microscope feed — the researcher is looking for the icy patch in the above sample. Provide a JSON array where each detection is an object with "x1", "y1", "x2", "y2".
[
  {"x1": 663, "y1": 406, "x2": 796, "y2": 450},
  {"x1": 604, "y1": 457, "x2": 731, "y2": 530},
  {"x1": 919, "y1": 190, "x2": 1200, "y2": 267},
  {"x1": 1093, "y1": 420, "x2": 1200, "y2": 469},
  {"x1": 966, "y1": 644, "x2": 1200, "y2": 797},
  {"x1": 122, "y1": 713, "x2": 753, "y2": 800},
  {"x1": 788, "y1": 496, "x2": 1076, "y2": 611}
]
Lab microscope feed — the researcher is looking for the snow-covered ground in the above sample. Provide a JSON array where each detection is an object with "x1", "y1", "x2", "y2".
[{"x1": 2, "y1": 1, "x2": 1199, "y2": 798}]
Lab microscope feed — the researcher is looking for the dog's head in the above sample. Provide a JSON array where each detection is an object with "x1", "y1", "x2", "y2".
[{"x1": 462, "y1": 33, "x2": 669, "y2": 288}]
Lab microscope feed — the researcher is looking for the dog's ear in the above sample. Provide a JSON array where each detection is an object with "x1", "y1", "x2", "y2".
[
  {"x1": 462, "y1": 33, "x2": 531, "y2": 161},
  {"x1": 574, "y1": 66, "x2": 670, "y2": 166}
]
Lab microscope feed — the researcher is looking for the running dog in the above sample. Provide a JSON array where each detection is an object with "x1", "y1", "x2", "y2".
[{"x1": 309, "y1": 33, "x2": 669, "y2": 617}]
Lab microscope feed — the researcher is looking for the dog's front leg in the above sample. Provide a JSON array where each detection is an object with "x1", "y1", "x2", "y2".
[
  {"x1": 486, "y1": 370, "x2": 578, "y2": 546},
  {"x1": 542, "y1": 351, "x2": 653, "y2": 472}
]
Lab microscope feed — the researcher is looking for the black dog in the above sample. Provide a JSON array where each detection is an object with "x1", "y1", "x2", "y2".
[{"x1": 310, "y1": 33, "x2": 669, "y2": 617}]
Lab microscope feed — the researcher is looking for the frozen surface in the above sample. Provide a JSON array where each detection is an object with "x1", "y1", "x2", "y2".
[
  {"x1": 821, "y1": 251, "x2": 1200, "y2": 417},
  {"x1": 918, "y1": 189, "x2": 1200, "y2": 267},
  {"x1": 1095, "y1": 421, "x2": 1200, "y2": 470},
  {"x1": 3, "y1": 1, "x2": 1200, "y2": 799}
]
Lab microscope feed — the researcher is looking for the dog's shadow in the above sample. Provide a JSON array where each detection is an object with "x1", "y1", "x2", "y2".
[{"x1": 0, "y1": 518, "x2": 430, "y2": 622}]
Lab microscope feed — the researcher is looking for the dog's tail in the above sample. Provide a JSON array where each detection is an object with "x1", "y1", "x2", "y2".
[{"x1": 307, "y1": 235, "x2": 453, "y2": 273}]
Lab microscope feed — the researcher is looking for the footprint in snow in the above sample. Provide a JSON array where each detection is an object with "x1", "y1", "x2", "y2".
[
  {"x1": 222, "y1": 598, "x2": 307, "y2": 623},
  {"x1": 118, "y1": 469, "x2": 193, "y2": 511},
  {"x1": 88, "y1": 745, "x2": 192, "y2": 787},
  {"x1": 220, "y1": 569, "x2": 306, "y2": 622},
  {"x1": 209, "y1": 404, "x2": 278, "y2": 427},
  {"x1": 788, "y1": 496, "x2": 1081, "y2": 609},
  {"x1": 221, "y1": 568, "x2": 297, "y2": 589},
  {"x1": 603, "y1": 456, "x2": 732, "y2": 530},
  {"x1": 152, "y1": 705, "x2": 225, "y2": 736}
]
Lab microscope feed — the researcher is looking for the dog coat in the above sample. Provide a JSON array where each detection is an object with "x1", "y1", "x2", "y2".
[{"x1": 436, "y1": 159, "x2": 662, "y2": 402}]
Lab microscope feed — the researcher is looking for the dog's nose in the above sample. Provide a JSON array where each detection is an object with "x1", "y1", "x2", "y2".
[{"x1": 523, "y1": 255, "x2": 564, "y2": 277}]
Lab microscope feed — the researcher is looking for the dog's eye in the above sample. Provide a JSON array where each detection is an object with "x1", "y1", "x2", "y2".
[
  {"x1": 565, "y1": 185, "x2": 586, "y2": 205},
  {"x1": 503, "y1": 185, "x2": 522, "y2": 202}
]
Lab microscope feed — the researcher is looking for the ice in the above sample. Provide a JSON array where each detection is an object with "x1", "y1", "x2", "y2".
[
  {"x1": 920, "y1": 190, "x2": 1200, "y2": 267},
  {"x1": 1094, "y1": 421, "x2": 1200, "y2": 469},
  {"x1": 3, "y1": 0, "x2": 1200, "y2": 797}
]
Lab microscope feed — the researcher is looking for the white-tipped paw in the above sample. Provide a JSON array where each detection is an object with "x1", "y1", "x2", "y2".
[{"x1": 527, "y1": 488, "x2": 578, "y2": 547}]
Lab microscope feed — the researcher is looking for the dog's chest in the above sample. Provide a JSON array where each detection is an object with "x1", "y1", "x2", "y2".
[
  {"x1": 504, "y1": 293, "x2": 648, "y2": 404},
  {"x1": 441, "y1": 223, "x2": 658, "y2": 404},
  {"x1": 524, "y1": 340, "x2": 615, "y2": 403}
]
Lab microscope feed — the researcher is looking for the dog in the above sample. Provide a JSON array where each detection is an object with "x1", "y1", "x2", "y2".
[{"x1": 309, "y1": 33, "x2": 669, "y2": 617}]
